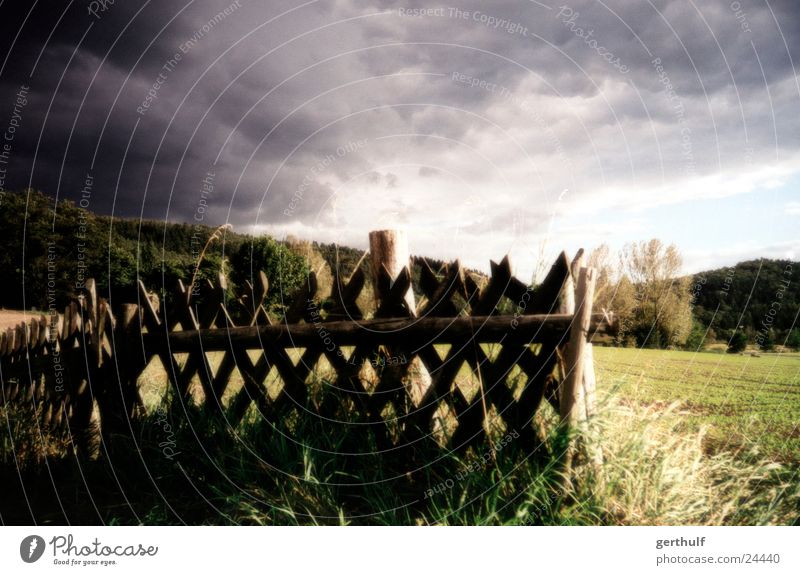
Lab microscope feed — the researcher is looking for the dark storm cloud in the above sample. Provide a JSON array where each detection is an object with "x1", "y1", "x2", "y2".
[{"x1": 0, "y1": 0, "x2": 798, "y2": 271}]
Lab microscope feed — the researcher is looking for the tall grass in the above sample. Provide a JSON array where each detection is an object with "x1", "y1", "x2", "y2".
[
  {"x1": 0, "y1": 401, "x2": 71, "y2": 472},
  {"x1": 572, "y1": 396, "x2": 800, "y2": 525},
  {"x1": 1, "y1": 389, "x2": 797, "y2": 525}
]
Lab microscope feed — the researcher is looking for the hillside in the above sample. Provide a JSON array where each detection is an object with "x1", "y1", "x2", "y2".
[
  {"x1": 2, "y1": 189, "x2": 797, "y2": 350},
  {"x1": 691, "y1": 259, "x2": 799, "y2": 346},
  {"x1": 0, "y1": 189, "x2": 457, "y2": 312}
]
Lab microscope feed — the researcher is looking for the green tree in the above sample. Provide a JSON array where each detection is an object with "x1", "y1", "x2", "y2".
[
  {"x1": 0, "y1": 189, "x2": 104, "y2": 309},
  {"x1": 607, "y1": 275, "x2": 638, "y2": 346},
  {"x1": 689, "y1": 260, "x2": 798, "y2": 342},
  {"x1": 586, "y1": 245, "x2": 637, "y2": 346},
  {"x1": 787, "y1": 328, "x2": 800, "y2": 351},
  {"x1": 728, "y1": 331, "x2": 748, "y2": 353},
  {"x1": 588, "y1": 244, "x2": 614, "y2": 309},
  {"x1": 620, "y1": 239, "x2": 693, "y2": 348}
]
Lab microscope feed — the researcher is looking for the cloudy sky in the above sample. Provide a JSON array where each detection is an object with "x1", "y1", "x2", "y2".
[{"x1": 0, "y1": 0, "x2": 798, "y2": 279}]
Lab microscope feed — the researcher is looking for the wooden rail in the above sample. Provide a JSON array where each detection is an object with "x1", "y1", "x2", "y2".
[{"x1": 149, "y1": 313, "x2": 614, "y2": 351}]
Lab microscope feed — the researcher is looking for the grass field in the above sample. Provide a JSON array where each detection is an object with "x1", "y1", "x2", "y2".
[
  {"x1": 2, "y1": 328, "x2": 799, "y2": 525},
  {"x1": 138, "y1": 345, "x2": 800, "y2": 463},
  {"x1": 593, "y1": 347, "x2": 800, "y2": 463}
]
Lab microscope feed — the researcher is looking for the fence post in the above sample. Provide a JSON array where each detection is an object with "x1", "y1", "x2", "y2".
[
  {"x1": 96, "y1": 303, "x2": 139, "y2": 448},
  {"x1": 368, "y1": 229, "x2": 417, "y2": 314},
  {"x1": 368, "y1": 229, "x2": 432, "y2": 401},
  {"x1": 568, "y1": 253, "x2": 603, "y2": 463},
  {"x1": 558, "y1": 267, "x2": 575, "y2": 316},
  {"x1": 118, "y1": 303, "x2": 146, "y2": 418},
  {"x1": 558, "y1": 253, "x2": 585, "y2": 422},
  {"x1": 569, "y1": 250, "x2": 597, "y2": 422},
  {"x1": 560, "y1": 265, "x2": 596, "y2": 478},
  {"x1": 71, "y1": 281, "x2": 101, "y2": 459}
]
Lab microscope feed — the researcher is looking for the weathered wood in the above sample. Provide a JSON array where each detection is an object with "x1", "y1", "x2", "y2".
[
  {"x1": 29, "y1": 318, "x2": 39, "y2": 350},
  {"x1": 583, "y1": 342, "x2": 597, "y2": 419},
  {"x1": 581, "y1": 341, "x2": 604, "y2": 472},
  {"x1": 374, "y1": 265, "x2": 413, "y2": 318},
  {"x1": 327, "y1": 265, "x2": 365, "y2": 321},
  {"x1": 555, "y1": 251, "x2": 579, "y2": 415},
  {"x1": 148, "y1": 313, "x2": 613, "y2": 352},
  {"x1": 369, "y1": 229, "x2": 432, "y2": 402},
  {"x1": 558, "y1": 266, "x2": 575, "y2": 315},
  {"x1": 560, "y1": 266, "x2": 596, "y2": 426},
  {"x1": 560, "y1": 250, "x2": 599, "y2": 425},
  {"x1": 225, "y1": 271, "x2": 322, "y2": 424},
  {"x1": 118, "y1": 303, "x2": 146, "y2": 417},
  {"x1": 38, "y1": 315, "x2": 48, "y2": 347},
  {"x1": 516, "y1": 345, "x2": 558, "y2": 449},
  {"x1": 137, "y1": 279, "x2": 183, "y2": 404},
  {"x1": 168, "y1": 278, "x2": 219, "y2": 404},
  {"x1": 554, "y1": 264, "x2": 595, "y2": 486},
  {"x1": 416, "y1": 260, "x2": 463, "y2": 317},
  {"x1": 533, "y1": 251, "x2": 571, "y2": 314},
  {"x1": 5, "y1": 239, "x2": 608, "y2": 474},
  {"x1": 569, "y1": 250, "x2": 597, "y2": 423},
  {"x1": 369, "y1": 229, "x2": 416, "y2": 314}
]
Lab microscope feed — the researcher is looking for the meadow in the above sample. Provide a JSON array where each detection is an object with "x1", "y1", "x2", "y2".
[
  {"x1": 593, "y1": 347, "x2": 800, "y2": 463},
  {"x1": 137, "y1": 344, "x2": 800, "y2": 463},
  {"x1": 2, "y1": 334, "x2": 799, "y2": 526}
]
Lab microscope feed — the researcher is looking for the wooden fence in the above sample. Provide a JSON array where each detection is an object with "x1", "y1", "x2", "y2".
[{"x1": 0, "y1": 230, "x2": 613, "y2": 464}]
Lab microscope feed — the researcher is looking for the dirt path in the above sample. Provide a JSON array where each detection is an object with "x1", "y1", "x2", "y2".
[{"x1": 0, "y1": 309, "x2": 40, "y2": 330}]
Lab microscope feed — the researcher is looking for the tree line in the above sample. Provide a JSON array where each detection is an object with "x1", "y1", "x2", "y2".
[
  {"x1": 588, "y1": 240, "x2": 799, "y2": 351},
  {"x1": 0, "y1": 189, "x2": 309, "y2": 315},
  {"x1": 2, "y1": 189, "x2": 797, "y2": 351}
]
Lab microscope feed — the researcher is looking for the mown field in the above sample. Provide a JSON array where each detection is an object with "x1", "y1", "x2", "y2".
[
  {"x1": 593, "y1": 347, "x2": 800, "y2": 463},
  {"x1": 2, "y1": 315, "x2": 799, "y2": 525},
  {"x1": 138, "y1": 344, "x2": 800, "y2": 464}
]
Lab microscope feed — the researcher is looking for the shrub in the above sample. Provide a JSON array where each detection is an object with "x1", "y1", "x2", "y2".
[
  {"x1": 757, "y1": 328, "x2": 776, "y2": 352},
  {"x1": 684, "y1": 319, "x2": 707, "y2": 351},
  {"x1": 786, "y1": 328, "x2": 800, "y2": 351},
  {"x1": 728, "y1": 331, "x2": 748, "y2": 353},
  {"x1": 229, "y1": 236, "x2": 309, "y2": 312}
]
